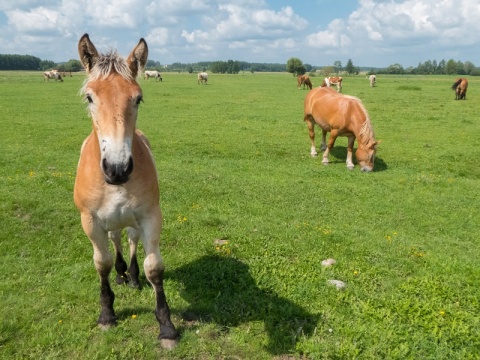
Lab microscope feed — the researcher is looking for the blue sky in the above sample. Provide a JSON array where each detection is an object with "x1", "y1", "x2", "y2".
[{"x1": 0, "y1": 0, "x2": 479, "y2": 68}]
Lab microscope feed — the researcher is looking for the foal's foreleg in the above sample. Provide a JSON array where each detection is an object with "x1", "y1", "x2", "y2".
[
  {"x1": 82, "y1": 215, "x2": 116, "y2": 327},
  {"x1": 346, "y1": 136, "x2": 355, "y2": 170},
  {"x1": 142, "y1": 210, "x2": 179, "y2": 349}
]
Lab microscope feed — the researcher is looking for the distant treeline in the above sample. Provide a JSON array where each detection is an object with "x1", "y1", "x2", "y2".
[
  {"x1": 155, "y1": 60, "x2": 286, "y2": 74},
  {"x1": 375, "y1": 59, "x2": 480, "y2": 76},
  {"x1": 2, "y1": 53, "x2": 480, "y2": 76}
]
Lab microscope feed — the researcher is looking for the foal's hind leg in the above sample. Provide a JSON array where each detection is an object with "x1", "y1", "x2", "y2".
[
  {"x1": 126, "y1": 227, "x2": 141, "y2": 289},
  {"x1": 109, "y1": 229, "x2": 141, "y2": 289},
  {"x1": 109, "y1": 230, "x2": 129, "y2": 285}
]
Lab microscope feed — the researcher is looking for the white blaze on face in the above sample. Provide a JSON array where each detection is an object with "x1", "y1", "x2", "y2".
[{"x1": 99, "y1": 135, "x2": 133, "y2": 167}]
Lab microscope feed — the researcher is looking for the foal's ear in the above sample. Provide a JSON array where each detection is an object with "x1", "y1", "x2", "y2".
[
  {"x1": 78, "y1": 33, "x2": 99, "y2": 74},
  {"x1": 127, "y1": 38, "x2": 148, "y2": 78}
]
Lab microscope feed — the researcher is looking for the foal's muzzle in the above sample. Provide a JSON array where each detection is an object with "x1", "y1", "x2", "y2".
[{"x1": 102, "y1": 157, "x2": 134, "y2": 185}]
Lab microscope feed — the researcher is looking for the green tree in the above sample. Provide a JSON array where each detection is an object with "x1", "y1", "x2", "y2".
[
  {"x1": 40, "y1": 60, "x2": 56, "y2": 71},
  {"x1": 333, "y1": 60, "x2": 342, "y2": 74},
  {"x1": 464, "y1": 61, "x2": 475, "y2": 75},
  {"x1": 445, "y1": 59, "x2": 457, "y2": 75},
  {"x1": 61, "y1": 59, "x2": 82, "y2": 72},
  {"x1": 344, "y1": 59, "x2": 355, "y2": 74},
  {"x1": 286, "y1": 57, "x2": 305, "y2": 75},
  {"x1": 385, "y1": 63, "x2": 405, "y2": 74},
  {"x1": 322, "y1": 66, "x2": 334, "y2": 77}
]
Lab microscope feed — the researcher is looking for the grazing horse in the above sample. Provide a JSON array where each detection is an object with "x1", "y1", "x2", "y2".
[
  {"x1": 43, "y1": 70, "x2": 63, "y2": 82},
  {"x1": 74, "y1": 33, "x2": 179, "y2": 349},
  {"x1": 321, "y1": 77, "x2": 342, "y2": 92},
  {"x1": 297, "y1": 74, "x2": 312, "y2": 90},
  {"x1": 304, "y1": 87, "x2": 378, "y2": 172},
  {"x1": 197, "y1": 72, "x2": 208, "y2": 84},
  {"x1": 144, "y1": 70, "x2": 162, "y2": 81},
  {"x1": 369, "y1": 74, "x2": 376, "y2": 87},
  {"x1": 451, "y1": 78, "x2": 468, "y2": 100}
]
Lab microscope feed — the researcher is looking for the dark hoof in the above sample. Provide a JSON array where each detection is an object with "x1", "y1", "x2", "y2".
[
  {"x1": 97, "y1": 316, "x2": 117, "y2": 329},
  {"x1": 115, "y1": 274, "x2": 128, "y2": 285}
]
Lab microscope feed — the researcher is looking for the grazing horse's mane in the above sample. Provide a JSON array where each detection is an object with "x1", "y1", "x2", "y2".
[{"x1": 344, "y1": 94, "x2": 375, "y2": 145}]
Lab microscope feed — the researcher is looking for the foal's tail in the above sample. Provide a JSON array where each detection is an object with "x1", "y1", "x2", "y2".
[{"x1": 451, "y1": 79, "x2": 462, "y2": 90}]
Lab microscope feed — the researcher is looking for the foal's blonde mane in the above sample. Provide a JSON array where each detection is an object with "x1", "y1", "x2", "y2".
[{"x1": 80, "y1": 50, "x2": 140, "y2": 95}]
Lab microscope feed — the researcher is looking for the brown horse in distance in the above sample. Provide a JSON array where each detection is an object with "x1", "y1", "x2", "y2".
[
  {"x1": 304, "y1": 87, "x2": 378, "y2": 172},
  {"x1": 297, "y1": 74, "x2": 313, "y2": 89},
  {"x1": 451, "y1": 78, "x2": 468, "y2": 100}
]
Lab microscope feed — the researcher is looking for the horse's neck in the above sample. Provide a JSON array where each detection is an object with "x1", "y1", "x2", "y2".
[{"x1": 357, "y1": 120, "x2": 375, "y2": 146}]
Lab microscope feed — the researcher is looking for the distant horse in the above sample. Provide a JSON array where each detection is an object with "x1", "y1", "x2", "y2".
[
  {"x1": 198, "y1": 72, "x2": 208, "y2": 84},
  {"x1": 144, "y1": 70, "x2": 162, "y2": 81},
  {"x1": 297, "y1": 74, "x2": 312, "y2": 90},
  {"x1": 304, "y1": 87, "x2": 378, "y2": 172},
  {"x1": 43, "y1": 70, "x2": 63, "y2": 82},
  {"x1": 321, "y1": 77, "x2": 342, "y2": 92},
  {"x1": 451, "y1": 78, "x2": 468, "y2": 100},
  {"x1": 74, "y1": 33, "x2": 179, "y2": 349},
  {"x1": 369, "y1": 74, "x2": 376, "y2": 87}
]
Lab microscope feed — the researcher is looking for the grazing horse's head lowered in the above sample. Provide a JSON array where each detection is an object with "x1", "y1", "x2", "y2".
[
  {"x1": 74, "y1": 34, "x2": 179, "y2": 349},
  {"x1": 304, "y1": 87, "x2": 378, "y2": 172},
  {"x1": 78, "y1": 34, "x2": 147, "y2": 185}
]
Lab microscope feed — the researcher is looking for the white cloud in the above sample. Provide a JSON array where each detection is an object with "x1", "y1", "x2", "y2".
[
  {"x1": 1, "y1": 0, "x2": 480, "y2": 66},
  {"x1": 303, "y1": 0, "x2": 480, "y2": 65},
  {"x1": 146, "y1": 27, "x2": 169, "y2": 47},
  {"x1": 7, "y1": 7, "x2": 61, "y2": 33}
]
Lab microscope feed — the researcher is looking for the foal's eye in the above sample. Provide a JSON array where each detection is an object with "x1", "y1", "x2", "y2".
[
  {"x1": 85, "y1": 94, "x2": 93, "y2": 104},
  {"x1": 135, "y1": 96, "x2": 143, "y2": 106}
]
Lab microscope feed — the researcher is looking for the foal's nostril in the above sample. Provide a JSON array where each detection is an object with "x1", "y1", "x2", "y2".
[{"x1": 102, "y1": 157, "x2": 134, "y2": 185}]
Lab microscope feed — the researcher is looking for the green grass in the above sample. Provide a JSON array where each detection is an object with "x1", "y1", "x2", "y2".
[{"x1": 1, "y1": 71, "x2": 479, "y2": 359}]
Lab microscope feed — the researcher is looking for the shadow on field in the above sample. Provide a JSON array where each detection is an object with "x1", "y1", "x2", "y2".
[
  {"x1": 167, "y1": 255, "x2": 319, "y2": 355},
  {"x1": 330, "y1": 146, "x2": 387, "y2": 171}
]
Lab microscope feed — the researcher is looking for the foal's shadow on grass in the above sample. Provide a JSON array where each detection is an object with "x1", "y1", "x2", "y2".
[
  {"x1": 329, "y1": 146, "x2": 387, "y2": 172},
  {"x1": 167, "y1": 255, "x2": 319, "y2": 355}
]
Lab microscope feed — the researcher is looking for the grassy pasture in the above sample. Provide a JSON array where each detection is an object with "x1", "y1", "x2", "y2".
[{"x1": 0, "y1": 70, "x2": 479, "y2": 359}]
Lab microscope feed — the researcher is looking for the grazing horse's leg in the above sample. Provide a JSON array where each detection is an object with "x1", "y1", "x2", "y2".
[
  {"x1": 321, "y1": 130, "x2": 328, "y2": 151},
  {"x1": 81, "y1": 214, "x2": 117, "y2": 327},
  {"x1": 346, "y1": 136, "x2": 355, "y2": 170},
  {"x1": 141, "y1": 209, "x2": 179, "y2": 349},
  {"x1": 322, "y1": 129, "x2": 339, "y2": 165},
  {"x1": 305, "y1": 118, "x2": 318, "y2": 157}
]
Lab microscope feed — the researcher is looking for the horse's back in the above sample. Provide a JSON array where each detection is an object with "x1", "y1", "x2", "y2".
[{"x1": 304, "y1": 87, "x2": 364, "y2": 132}]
